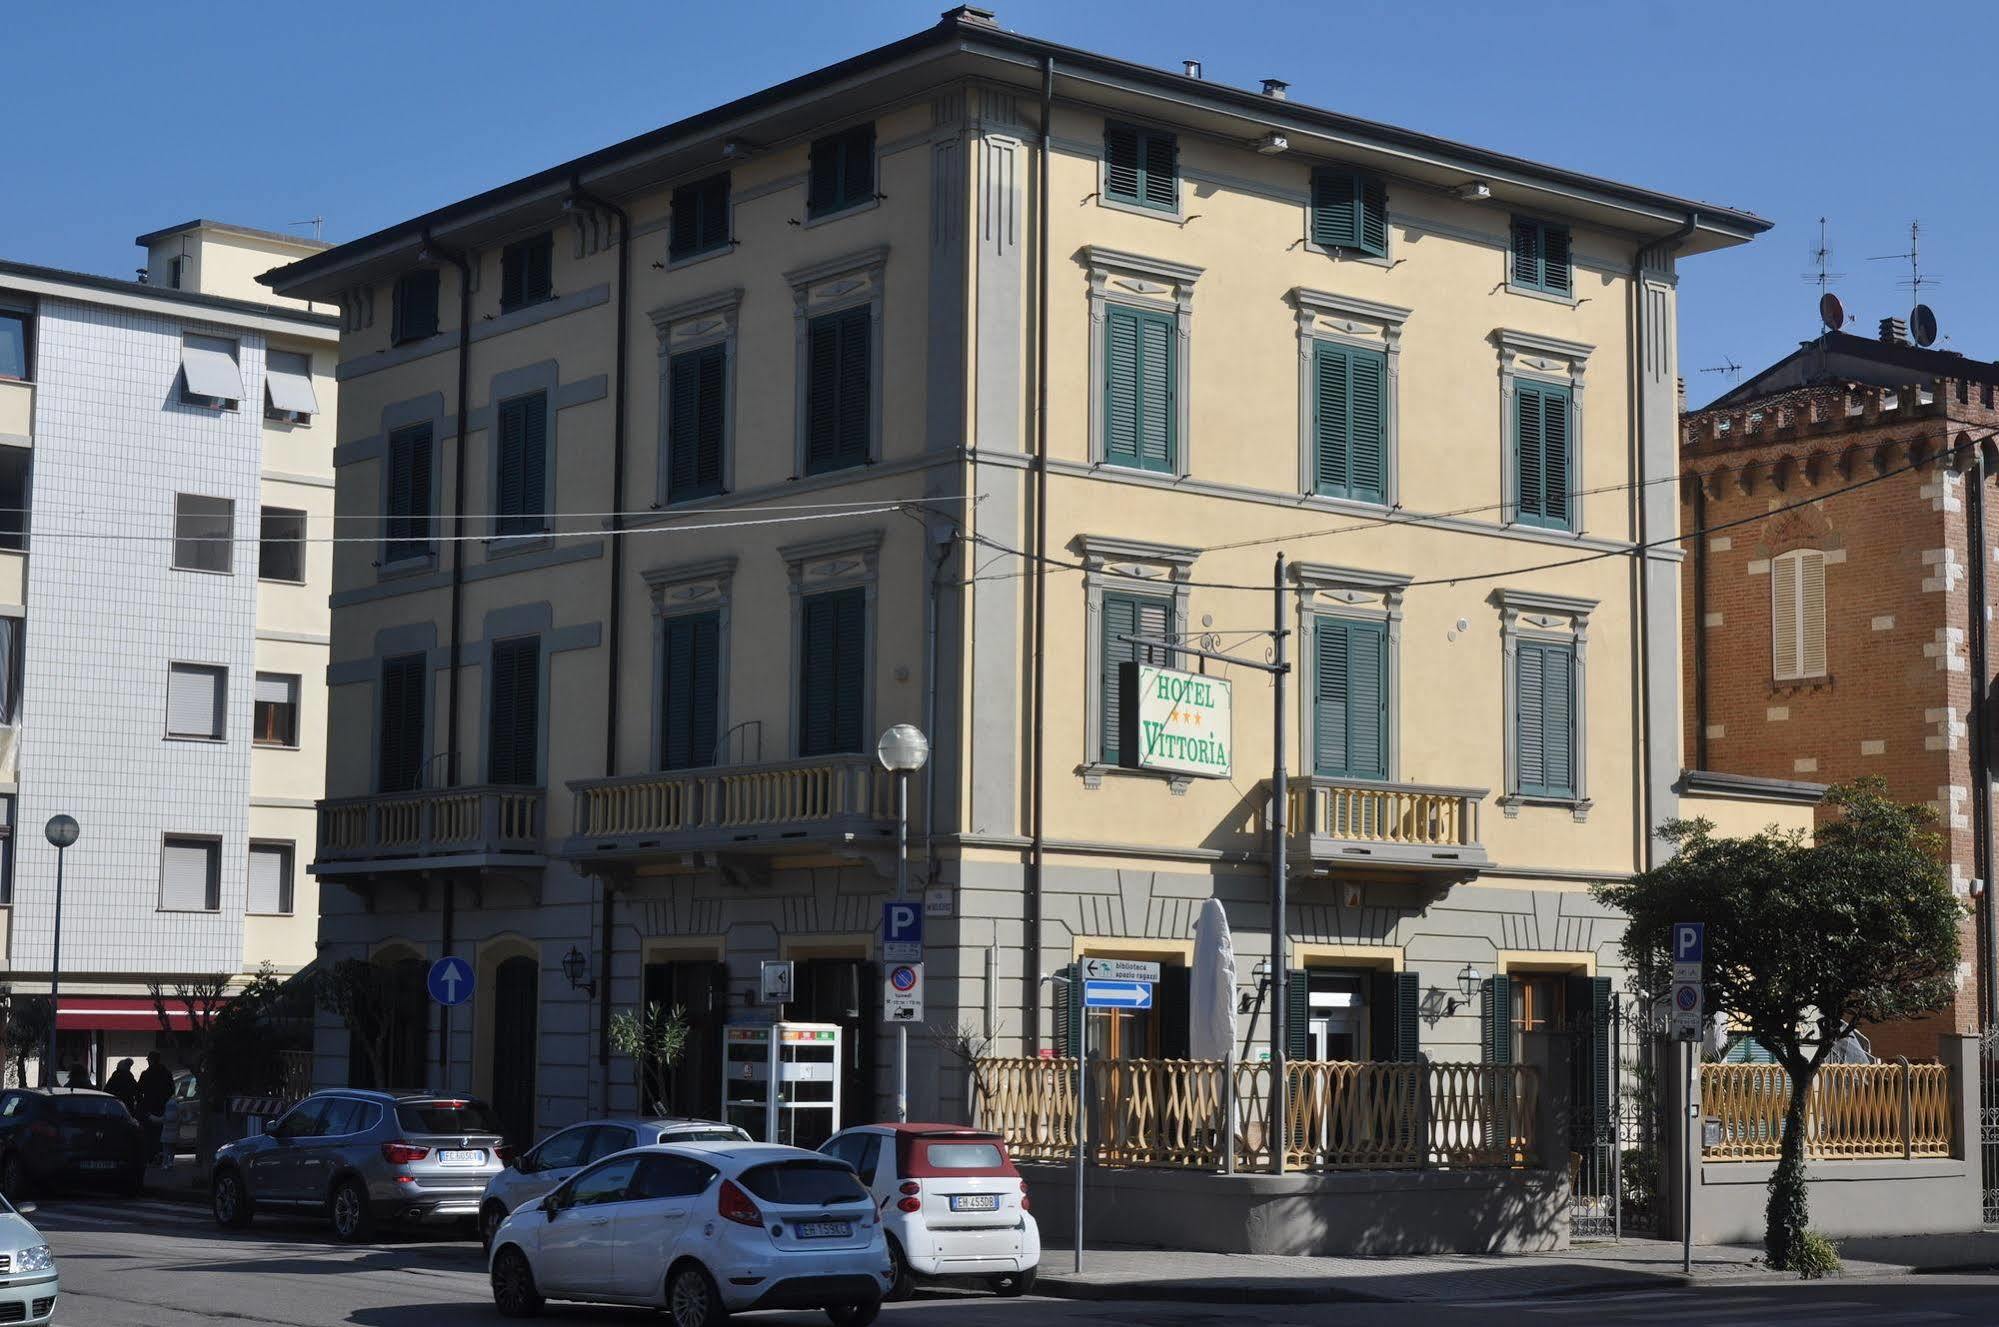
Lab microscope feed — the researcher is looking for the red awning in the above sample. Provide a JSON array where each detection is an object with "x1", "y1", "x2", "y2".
[{"x1": 55, "y1": 996, "x2": 201, "y2": 1032}]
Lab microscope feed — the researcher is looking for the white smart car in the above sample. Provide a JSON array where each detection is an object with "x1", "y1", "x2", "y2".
[
  {"x1": 0, "y1": 1195, "x2": 57, "y2": 1324},
  {"x1": 821, "y1": 1124, "x2": 1038, "y2": 1299},
  {"x1": 487, "y1": 1141, "x2": 889, "y2": 1326}
]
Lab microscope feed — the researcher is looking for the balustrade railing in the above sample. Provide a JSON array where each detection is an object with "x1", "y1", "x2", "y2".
[
  {"x1": 1701, "y1": 1060, "x2": 1952, "y2": 1162},
  {"x1": 569, "y1": 754, "x2": 893, "y2": 844},
  {"x1": 317, "y1": 786, "x2": 544, "y2": 863},
  {"x1": 1284, "y1": 777, "x2": 1486, "y2": 854}
]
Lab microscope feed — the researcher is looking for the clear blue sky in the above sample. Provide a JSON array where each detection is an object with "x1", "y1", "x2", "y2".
[{"x1": 9, "y1": 0, "x2": 1993, "y2": 407}]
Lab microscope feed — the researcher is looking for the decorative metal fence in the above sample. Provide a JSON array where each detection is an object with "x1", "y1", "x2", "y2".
[
  {"x1": 1701, "y1": 1060, "x2": 1952, "y2": 1161},
  {"x1": 974, "y1": 1056, "x2": 1539, "y2": 1172}
]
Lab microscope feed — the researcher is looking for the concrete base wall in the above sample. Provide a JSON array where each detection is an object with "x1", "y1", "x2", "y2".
[
  {"x1": 1692, "y1": 1155, "x2": 1981, "y2": 1245},
  {"x1": 1021, "y1": 1163, "x2": 1569, "y2": 1256}
]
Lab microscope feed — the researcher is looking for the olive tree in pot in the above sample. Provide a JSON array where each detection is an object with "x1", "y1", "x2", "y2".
[{"x1": 609, "y1": 1003, "x2": 690, "y2": 1116}]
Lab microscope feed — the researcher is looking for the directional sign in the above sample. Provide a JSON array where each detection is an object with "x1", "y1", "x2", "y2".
[
  {"x1": 760, "y1": 960, "x2": 795, "y2": 1005},
  {"x1": 427, "y1": 956, "x2": 473, "y2": 1008},
  {"x1": 884, "y1": 963, "x2": 924, "y2": 1023},
  {"x1": 1083, "y1": 979, "x2": 1153, "y2": 1010},
  {"x1": 1080, "y1": 957, "x2": 1161, "y2": 983},
  {"x1": 882, "y1": 901, "x2": 924, "y2": 964}
]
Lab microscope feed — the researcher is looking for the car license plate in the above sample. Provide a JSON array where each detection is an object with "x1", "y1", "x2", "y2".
[
  {"x1": 795, "y1": 1221, "x2": 852, "y2": 1239},
  {"x1": 80, "y1": 1160, "x2": 117, "y2": 1171},
  {"x1": 438, "y1": 1149, "x2": 485, "y2": 1165},
  {"x1": 949, "y1": 1194, "x2": 999, "y2": 1212}
]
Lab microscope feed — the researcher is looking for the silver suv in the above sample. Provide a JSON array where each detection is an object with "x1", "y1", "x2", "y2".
[
  {"x1": 212, "y1": 1091, "x2": 507, "y2": 1242},
  {"x1": 477, "y1": 1116, "x2": 748, "y2": 1249}
]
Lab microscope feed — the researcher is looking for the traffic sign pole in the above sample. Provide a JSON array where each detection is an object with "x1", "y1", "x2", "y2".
[{"x1": 895, "y1": 773, "x2": 910, "y2": 1123}]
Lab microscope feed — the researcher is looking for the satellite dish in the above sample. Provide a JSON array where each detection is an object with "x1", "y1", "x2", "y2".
[
  {"x1": 1819, "y1": 292, "x2": 1844, "y2": 333},
  {"x1": 1911, "y1": 303, "x2": 1938, "y2": 348}
]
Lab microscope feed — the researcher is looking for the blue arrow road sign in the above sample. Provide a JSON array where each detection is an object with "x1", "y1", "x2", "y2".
[
  {"x1": 1083, "y1": 979, "x2": 1153, "y2": 1010},
  {"x1": 427, "y1": 956, "x2": 474, "y2": 1007},
  {"x1": 1673, "y1": 922, "x2": 1705, "y2": 966}
]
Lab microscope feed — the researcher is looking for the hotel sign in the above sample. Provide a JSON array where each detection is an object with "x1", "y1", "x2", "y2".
[{"x1": 1119, "y1": 663, "x2": 1232, "y2": 779}]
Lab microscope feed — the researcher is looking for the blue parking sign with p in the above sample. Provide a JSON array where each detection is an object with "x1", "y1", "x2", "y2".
[
  {"x1": 883, "y1": 901, "x2": 923, "y2": 962},
  {"x1": 1672, "y1": 922, "x2": 1705, "y2": 965}
]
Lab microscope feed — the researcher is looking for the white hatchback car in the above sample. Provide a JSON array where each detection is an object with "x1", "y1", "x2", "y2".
[
  {"x1": 821, "y1": 1124, "x2": 1038, "y2": 1299},
  {"x1": 488, "y1": 1141, "x2": 889, "y2": 1326},
  {"x1": 0, "y1": 1195, "x2": 57, "y2": 1324}
]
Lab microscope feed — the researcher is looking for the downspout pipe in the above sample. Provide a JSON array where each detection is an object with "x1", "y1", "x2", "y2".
[
  {"x1": 420, "y1": 231, "x2": 474, "y2": 788},
  {"x1": 1967, "y1": 445, "x2": 1995, "y2": 1024},
  {"x1": 1692, "y1": 481, "x2": 1709, "y2": 771},
  {"x1": 565, "y1": 176, "x2": 631, "y2": 1101},
  {"x1": 1027, "y1": 55, "x2": 1053, "y2": 1049},
  {"x1": 1633, "y1": 210, "x2": 1699, "y2": 870}
]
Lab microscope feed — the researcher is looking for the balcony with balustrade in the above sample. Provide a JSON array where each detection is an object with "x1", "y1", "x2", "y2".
[
  {"x1": 314, "y1": 785, "x2": 547, "y2": 880},
  {"x1": 562, "y1": 753, "x2": 897, "y2": 872},
  {"x1": 1275, "y1": 776, "x2": 1490, "y2": 877}
]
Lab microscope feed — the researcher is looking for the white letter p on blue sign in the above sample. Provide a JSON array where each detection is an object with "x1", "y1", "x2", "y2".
[{"x1": 1673, "y1": 922, "x2": 1705, "y2": 965}]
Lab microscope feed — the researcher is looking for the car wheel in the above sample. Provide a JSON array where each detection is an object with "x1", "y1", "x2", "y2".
[
  {"x1": 491, "y1": 1245, "x2": 544, "y2": 1318},
  {"x1": 479, "y1": 1202, "x2": 508, "y2": 1252},
  {"x1": 211, "y1": 1168, "x2": 253, "y2": 1229},
  {"x1": 883, "y1": 1235, "x2": 914, "y2": 1301},
  {"x1": 328, "y1": 1177, "x2": 375, "y2": 1243},
  {"x1": 825, "y1": 1299, "x2": 882, "y2": 1327},
  {"x1": 991, "y1": 1267, "x2": 1037, "y2": 1297},
  {"x1": 666, "y1": 1262, "x2": 728, "y2": 1327}
]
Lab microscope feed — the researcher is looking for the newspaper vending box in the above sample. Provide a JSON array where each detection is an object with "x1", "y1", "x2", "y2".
[{"x1": 721, "y1": 1021, "x2": 843, "y2": 1147}]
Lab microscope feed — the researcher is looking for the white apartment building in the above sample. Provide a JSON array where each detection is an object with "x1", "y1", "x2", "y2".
[{"x1": 0, "y1": 220, "x2": 336, "y2": 1076}]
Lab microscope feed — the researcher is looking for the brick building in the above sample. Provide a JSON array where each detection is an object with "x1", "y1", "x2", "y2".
[{"x1": 1680, "y1": 327, "x2": 1999, "y2": 1057}]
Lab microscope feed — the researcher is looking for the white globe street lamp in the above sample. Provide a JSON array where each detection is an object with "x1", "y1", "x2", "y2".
[{"x1": 876, "y1": 725, "x2": 928, "y2": 1122}]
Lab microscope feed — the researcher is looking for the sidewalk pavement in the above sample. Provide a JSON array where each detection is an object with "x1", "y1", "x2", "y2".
[
  {"x1": 1034, "y1": 1232, "x2": 1999, "y2": 1304},
  {"x1": 143, "y1": 1155, "x2": 208, "y2": 1204}
]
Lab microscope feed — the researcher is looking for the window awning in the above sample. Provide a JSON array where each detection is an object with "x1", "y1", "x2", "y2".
[
  {"x1": 181, "y1": 335, "x2": 244, "y2": 402},
  {"x1": 264, "y1": 350, "x2": 318, "y2": 415},
  {"x1": 56, "y1": 995, "x2": 202, "y2": 1031}
]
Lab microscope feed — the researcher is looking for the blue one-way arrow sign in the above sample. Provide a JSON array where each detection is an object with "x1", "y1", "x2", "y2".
[
  {"x1": 427, "y1": 956, "x2": 474, "y2": 1007},
  {"x1": 1083, "y1": 979, "x2": 1153, "y2": 1010}
]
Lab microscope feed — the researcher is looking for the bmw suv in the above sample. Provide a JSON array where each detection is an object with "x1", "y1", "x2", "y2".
[{"x1": 212, "y1": 1090, "x2": 509, "y2": 1242}]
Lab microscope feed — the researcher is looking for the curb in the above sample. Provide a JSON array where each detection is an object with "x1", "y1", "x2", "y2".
[{"x1": 1035, "y1": 1276, "x2": 1389, "y2": 1305}]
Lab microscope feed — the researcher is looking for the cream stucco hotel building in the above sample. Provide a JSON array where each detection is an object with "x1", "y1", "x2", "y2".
[{"x1": 268, "y1": 7, "x2": 1783, "y2": 1142}]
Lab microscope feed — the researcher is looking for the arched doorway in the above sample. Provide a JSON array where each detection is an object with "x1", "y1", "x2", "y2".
[
  {"x1": 349, "y1": 947, "x2": 428, "y2": 1090},
  {"x1": 490, "y1": 956, "x2": 539, "y2": 1147}
]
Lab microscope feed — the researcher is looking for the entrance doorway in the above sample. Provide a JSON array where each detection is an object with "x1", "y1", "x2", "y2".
[
  {"x1": 794, "y1": 958, "x2": 877, "y2": 1123},
  {"x1": 642, "y1": 959, "x2": 727, "y2": 1119},
  {"x1": 490, "y1": 956, "x2": 538, "y2": 1147},
  {"x1": 1305, "y1": 972, "x2": 1369, "y2": 1062},
  {"x1": 350, "y1": 953, "x2": 427, "y2": 1091}
]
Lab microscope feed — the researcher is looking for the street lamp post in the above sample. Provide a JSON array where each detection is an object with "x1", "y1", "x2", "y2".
[
  {"x1": 43, "y1": 815, "x2": 78, "y2": 1088},
  {"x1": 876, "y1": 724, "x2": 930, "y2": 1124}
]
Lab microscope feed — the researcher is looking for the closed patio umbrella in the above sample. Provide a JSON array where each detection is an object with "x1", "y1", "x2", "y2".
[{"x1": 1190, "y1": 898, "x2": 1240, "y2": 1171}]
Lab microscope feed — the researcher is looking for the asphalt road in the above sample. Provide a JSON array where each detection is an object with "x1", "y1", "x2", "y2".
[{"x1": 22, "y1": 1194, "x2": 1999, "y2": 1326}]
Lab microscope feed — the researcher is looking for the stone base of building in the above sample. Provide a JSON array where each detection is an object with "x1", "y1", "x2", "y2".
[{"x1": 1019, "y1": 1162, "x2": 1568, "y2": 1256}]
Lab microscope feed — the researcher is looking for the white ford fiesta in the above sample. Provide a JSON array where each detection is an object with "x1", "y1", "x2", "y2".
[{"x1": 488, "y1": 1141, "x2": 890, "y2": 1326}]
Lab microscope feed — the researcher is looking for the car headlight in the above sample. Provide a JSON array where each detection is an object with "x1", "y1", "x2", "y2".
[{"x1": 16, "y1": 1246, "x2": 52, "y2": 1273}]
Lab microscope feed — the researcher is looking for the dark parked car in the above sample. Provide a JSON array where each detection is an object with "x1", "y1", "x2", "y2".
[{"x1": 0, "y1": 1089, "x2": 148, "y2": 1198}]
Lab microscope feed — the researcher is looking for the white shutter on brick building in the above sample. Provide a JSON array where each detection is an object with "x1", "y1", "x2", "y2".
[{"x1": 1772, "y1": 549, "x2": 1826, "y2": 682}]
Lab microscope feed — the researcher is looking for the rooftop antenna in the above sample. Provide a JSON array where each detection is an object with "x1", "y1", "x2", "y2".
[
  {"x1": 288, "y1": 216, "x2": 325, "y2": 241},
  {"x1": 1800, "y1": 217, "x2": 1846, "y2": 296},
  {"x1": 1870, "y1": 219, "x2": 1939, "y2": 299},
  {"x1": 1698, "y1": 355, "x2": 1743, "y2": 387}
]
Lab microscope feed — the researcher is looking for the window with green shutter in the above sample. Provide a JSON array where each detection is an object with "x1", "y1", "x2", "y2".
[
  {"x1": 666, "y1": 343, "x2": 727, "y2": 501},
  {"x1": 499, "y1": 233, "x2": 553, "y2": 311},
  {"x1": 377, "y1": 653, "x2": 428, "y2": 793},
  {"x1": 660, "y1": 611, "x2": 720, "y2": 771},
  {"x1": 798, "y1": 587, "x2": 866, "y2": 756},
  {"x1": 383, "y1": 422, "x2": 434, "y2": 563},
  {"x1": 807, "y1": 124, "x2": 875, "y2": 218},
  {"x1": 669, "y1": 173, "x2": 731, "y2": 260},
  {"x1": 1313, "y1": 616, "x2": 1388, "y2": 780},
  {"x1": 1509, "y1": 217, "x2": 1572, "y2": 296},
  {"x1": 391, "y1": 269, "x2": 440, "y2": 344},
  {"x1": 1513, "y1": 380, "x2": 1573, "y2": 530},
  {"x1": 1312, "y1": 341, "x2": 1387, "y2": 503},
  {"x1": 1103, "y1": 123, "x2": 1178, "y2": 211},
  {"x1": 1515, "y1": 640, "x2": 1577, "y2": 798},
  {"x1": 805, "y1": 306, "x2": 871, "y2": 474},
  {"x1": 1310, "y1": 168, "x2": 1388, "y2": 257},
  {"x1": 487, "y1": 635, "x2": 540, "y2": 786},
  {"x1": 1102, "y1": 305, "x2": 1175, "y2": 472},
  {"x1": 1100, "y1": 592, "x2": 1172, "y2": 765},
  {"x1": 1482, "y1": 974, "x2": 1513, "y2": 1065},
  {"x1": 493, "y1": 392, "x2": 547, "y2": 537}
]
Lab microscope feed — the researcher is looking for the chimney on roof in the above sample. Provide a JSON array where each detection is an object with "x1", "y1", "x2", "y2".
[
  {"x1": 941, "y1": 5, "x2": 997, "y2": 24},
  {"x1": 1183, "y1": 60, "x2": 1202, "y2": 78},
  {"x1": 1261, "y1": 78, "x2": 1289, "y2": 99},
  {"x1": 1879, "y1": 316, "x2": 1911, "y2": 345}
]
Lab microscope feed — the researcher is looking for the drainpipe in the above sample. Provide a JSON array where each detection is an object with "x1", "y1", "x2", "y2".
[
  {"x1": 421, "y1": 231, "x2": 474, "y2": 787},
  {"x1": 924, "y1": 527, "x2": 951, "y2": 858},
  {"x1": 564, "y1": 176, "x2": 632, "y2": 1096},
  {"x1": 1026, "y1": 55, "x2": 1054, "y2": 1049},
  {"x1": 1692, "y1": 481, "x2": 1710, "y2": 771},
  {"x1": 1968, "y1": 444, "x2": 1995, "y2": 1024},
  {"x1": 1633, "y1": 211, "x2": 1699, "y2": 869}
]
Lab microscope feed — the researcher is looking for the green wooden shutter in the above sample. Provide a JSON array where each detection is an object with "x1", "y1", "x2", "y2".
[
  {"x1": 1313, "y1": 617, "x2": 1349, "y2": 775},
  {"x1": 670, "y1": 189, "x2": 699, "y2": 258},
  {"x1": 805, "y1": 314, "x2": 840, "y2": 471},
  {"x1": 499, "y1": 244, "x2": 526, "y2": 310},
  {"x1": 1516, "y1": 642, "x2": 1546, "y2": 794},
  {"x1": 1311, "y1": 169, "x2": 1359, "y2": 249},
  {"x1": 1540, "y1": 384, "x2": 1572, "y2": 528},
  {"x1": 487, "y1": 636, "x2": 540, "y2": 786},
  {"x1": 1482, "y1": 975, "x2": 1512, "y2": 1065},
  {"x1": 845, "y1": 124, "x2": 876, "y2": 205},
  {"x1": 1286, "y1": 970, "x2": 1311, "y2": 1061},
  {"x1": 1313, "y1": 617, "x2": 1386, "y2": 780},
  {"x1": 1565, "y1": 974, "x2": 1612, "y2": 1141},
  {"x1": 1314, "y1": 343, "x2": 1386, "y2": 503},
  {"x1": 668, "y1": 344, "x2": 725, "y2": 500},
  {"x1": 701, "y1": 174, "x2": 730, "y2": 251},
  {"x1": 1510, "y1": 218, "x2": 1541, "y2": 288},
  {"x1": 1103, "y1": 124, "x2": 1141, "y2": 204},
  {"x1": 523, "y1": 234, "x2": 552, "y2": 304},
  {"x1": 1103, "y1": 307, "x2": 1141, "y2": 465},
  {"x1": 1053, "y1": 964, "x2": 1084, "y2": 1057},
  {"x1": 1368, "y1": 970, "x2": 1421, "y2": 1061},
  {"x1": 1140, "y1": 129, "x2": 1177, "y2": 210},
  {"x1": 393, "y1": 270, "x2": 439, "y2": 344},
  {"x1": 799, "y1": 594, "x2": 834, "y2": 756},
  {"x1": 830, "y1": 584, "x2": 866, "y2": 753},
  {"x1": 385, "y1": 424, "x2": 432, "y2": 561},
  {"x1": 1510, "y1": 218, "x2": 1571, "y2": 295},
  {"x1": 695, "y1": 343, "x2": 726, "y2": 491},
  {"x1": 378, "y1": 653, "x2": 427, "y2": 793},
  {"x1": 1101, "y1": 593, "x2": 1170, "y2": 764},
  {"x1": 1103, "y1": 306, "x2": 1174, "y2": 473},
  {"x1": 1157, "y1": 967, "x2": 1191, "y2": 1059},
  {"x1": 1540, "y1": 644, "x2": 1576, "y2": 797},
  {"x1": 835, "y1": 306, "x2": 871, "y2": 466},
  {"x1": 799, "y1": 587, "x2": 865, "y2": 757},
  {"x1": 1394, "y1": 971, "x2": 1421, "y2": 1062},
  {"x1": 805, "y1": 308, "x2": 870, "y2": 474},
  {"x1": 494, "y1": 394, "x2": 545, "y2": 537},
  {"x1": 669, "y1": 174, "x2": 729, "y2": 260},
  {"x1": 1135, "y1": 312, "x2": 1173, "y2": 469},
  {"x1": 808, "y1": 134, "x2": 840, "y2": 215},
  {"x1": 1542, "y1": 224, "x2": 1573, "y2": 296},
  {"x1": 1357, "y1": 174, "x2": 1388, "y2": 256},
  {"x1": 661, "y1": 611, "x2": 720, "y2": 771},
  {"x1": 1515, "y1": 384, "x2": 1545, "y2": 523}
]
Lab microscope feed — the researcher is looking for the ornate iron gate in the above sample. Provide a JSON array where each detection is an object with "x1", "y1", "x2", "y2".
[
  {"x1": 1567, "y1": 994, "x2": 1663, "y2": 1240},
  {"x1": 1980, "y1": 1025, "x2": 1999, "y2": 1224}
]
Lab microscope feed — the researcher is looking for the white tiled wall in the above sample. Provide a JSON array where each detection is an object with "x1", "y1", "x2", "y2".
[{"x1": 12, "y1": 298, "x2": 262, "y2": 974}]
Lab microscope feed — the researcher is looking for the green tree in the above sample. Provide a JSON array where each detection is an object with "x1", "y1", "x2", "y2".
[
  {"x1": 609, "y1": 1003, "x2": 690, "y2": 1115},
  {"x1": 0, "y1": 990, "x2": 50, "y2": 1089},
  {"x1": 1594, "y1": 780, "x2": 1961, "y2": 1270},
  {"x1": 313, "y1": 958, "x2": 409, "y2": 1090}
]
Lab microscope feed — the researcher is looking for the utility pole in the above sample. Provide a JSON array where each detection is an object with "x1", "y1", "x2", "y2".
[{"x1": 1270, "y1": 553, "x2": 1290, "y2": 1176}]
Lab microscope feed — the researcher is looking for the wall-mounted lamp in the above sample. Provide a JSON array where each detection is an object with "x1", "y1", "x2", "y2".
[
  {"x1": 560, "y1": 945, "x2": 596, "y2": 997},
  {"x1": 1238, "y1": 957, "x2": 1274, "y2": 1014},
  {"x1": 1434, "y1": 963, "x2": 1483, "y2": 1015}
]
